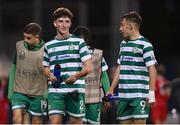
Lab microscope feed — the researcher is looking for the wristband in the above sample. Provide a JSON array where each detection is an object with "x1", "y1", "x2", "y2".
[{"x1": 148, "y1": 90, "x2": 155, "y2": 103}]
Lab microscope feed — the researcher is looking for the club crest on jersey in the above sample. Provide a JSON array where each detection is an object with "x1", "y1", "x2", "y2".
[
  {"x1": 69, "y1": 44, "x2": 75, "y2": 50},
  {"x1": 19, "y1": 50, "x2": 26, "y2": 60},
  {"x1": 132, "y1": 47, "x2": 139, "y2": 53}
]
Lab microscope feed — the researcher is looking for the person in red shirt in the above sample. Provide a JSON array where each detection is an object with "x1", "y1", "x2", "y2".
[
  {"x1": 151, "y1": 64, "x2": 170, "y2": 124},
  {"x1": 0, "y1": 77, "x2": 9, "y2": 124}
]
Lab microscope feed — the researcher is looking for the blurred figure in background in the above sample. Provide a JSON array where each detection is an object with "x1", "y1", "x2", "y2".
[
  {"x1": 0, "y1": 77, "x2": 9, "y2": 124},
  {"x1": 0, "y1": 55, "x2": 11, "y2": 124},
  {"x1": 73, "y1": 26, "x2": 110, "y2": 124},
  {"x1": 150, "y1": 64, "x2": 170, "y2": 124},
  {"x1": 165, "y1": 74, "x2": 180, "y2": 123},
  {"x1": 8, "y1": 23, "x2": 47, "y2": 124}
]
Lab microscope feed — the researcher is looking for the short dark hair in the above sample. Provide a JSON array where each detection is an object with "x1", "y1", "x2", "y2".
[
  {"x1": 24, "y1": 23, "x2": 41, "y2": 36},
  {"x1": 121, "y1": 11, "x2": 142, "y2": 28},
  {"x1": 73, "y1": 26, "x2": 91, "y2": 45},
  {"x1": 53, "y1": 7, "x2": 73, "y2": 21}
]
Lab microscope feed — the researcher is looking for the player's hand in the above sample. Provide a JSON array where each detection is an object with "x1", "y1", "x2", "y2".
[
  {"x1": 65, "y1": 75, "x2": 77, "y2": 84},
  {"x1": 106, "y1": 88, "x2": 114, "y2": 96},
  {"x1": 147, "y1": 90, "x2": 155, "y2": 106},
  {"x1": 48, "y1": 73, "x2": 57, "y2": 81}
]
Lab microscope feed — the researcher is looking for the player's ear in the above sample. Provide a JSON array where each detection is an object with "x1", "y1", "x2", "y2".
[{"x1": 53, "y1": 21, "x2": 57, "y2": 27}]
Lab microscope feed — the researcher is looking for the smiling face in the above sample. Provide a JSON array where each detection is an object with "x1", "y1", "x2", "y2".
[{"x1": 53, "y1": 16, "x2": 71, "y2": 38}]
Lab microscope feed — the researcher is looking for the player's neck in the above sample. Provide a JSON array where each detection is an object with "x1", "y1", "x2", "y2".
[
  {"x1": 56, "y1": 32, "x2": 70, "y2": 40},
  {"x1": 129, "y1": 32, "x2": 140, "y2": 41}
]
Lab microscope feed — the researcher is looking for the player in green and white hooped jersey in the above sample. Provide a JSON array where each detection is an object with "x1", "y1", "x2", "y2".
[
  {"x1": 42, "y1": 7, "x2": 93, "y2": 124},
  {"x1": 107, "y1": 11, "x2": 157, "y2": 124},
  {"x1": 73, "y1": 26, "x2": 110, "y2": 124}
]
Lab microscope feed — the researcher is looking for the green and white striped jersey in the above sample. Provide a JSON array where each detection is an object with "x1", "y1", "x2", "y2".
[
  {"x1": 42, "y1": 34, "x2": 91, "y2": 94},
  {"x1": 117, "y1": 35, "x2": 157, "y2": 100}
]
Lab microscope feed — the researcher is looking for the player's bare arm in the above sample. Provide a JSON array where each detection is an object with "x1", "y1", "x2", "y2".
[
  {"x1": 65, "y1": 58, "x2": 93, "y2": 84},
  {"x1": 148, "y1": 65, "x2": 157, "y2": 104},
  {"x1": 43, "y1": 66, "x2": 57, "y2": 81},
  {"x1": 108, "y1": 65, "x2": 120, "y2": 95}
]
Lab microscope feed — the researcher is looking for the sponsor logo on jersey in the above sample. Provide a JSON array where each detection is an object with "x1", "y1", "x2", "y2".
[
  {"x1": 121, "y1": 56, "x2": 134, "y2": 61},
  {"x1": 56, "y1": 54, "x2": 71, "y2": 60}
]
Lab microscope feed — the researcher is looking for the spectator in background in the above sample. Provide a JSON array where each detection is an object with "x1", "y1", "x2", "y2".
[
  {"x1": 166, "y1": 75, "x2": 180, "y2": 123},
  {"x1": 0, "y1": 55, "x2": 11, "y2": 124},
  {"x1": 0, "y1": 77, "x2": 9, "y2": 124},
  {"x1": 151, "y1": 64, "x2": 170, "y2": 124}
]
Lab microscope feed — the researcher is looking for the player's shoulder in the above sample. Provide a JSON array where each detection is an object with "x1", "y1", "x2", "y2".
[
  {"x1": 137, "y1": 36, "x2": 153, "y2": 47},
  {"x1": 16, "y1": 40, "x2": 24, "y2": 43},
  {"x1": 138, "y1": 36, "x2": 150, "y2": 43},
  {"x1": 16, "y1": 40, "x2": 24, "y2": 46},
  {"x1": 94, "y1": 48, "x2": 103, "y2": 53},
  {"x1": 45, "y1": 38, "x2": 58, "y2": 46}
]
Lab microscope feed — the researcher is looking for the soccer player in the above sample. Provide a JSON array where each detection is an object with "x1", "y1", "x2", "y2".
[
  {"x1": 42, "y1": 7, "x2": 92, "y2": 124},
  {"x1": 9, "y1": 22, "x2": 47, "y2": 124},
  {"x1": 73, "y1": 26, "x2": 110, "y2": 124},
  {"x1": 108, "y1": 11, "x2": 157, "y2": 124}
]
